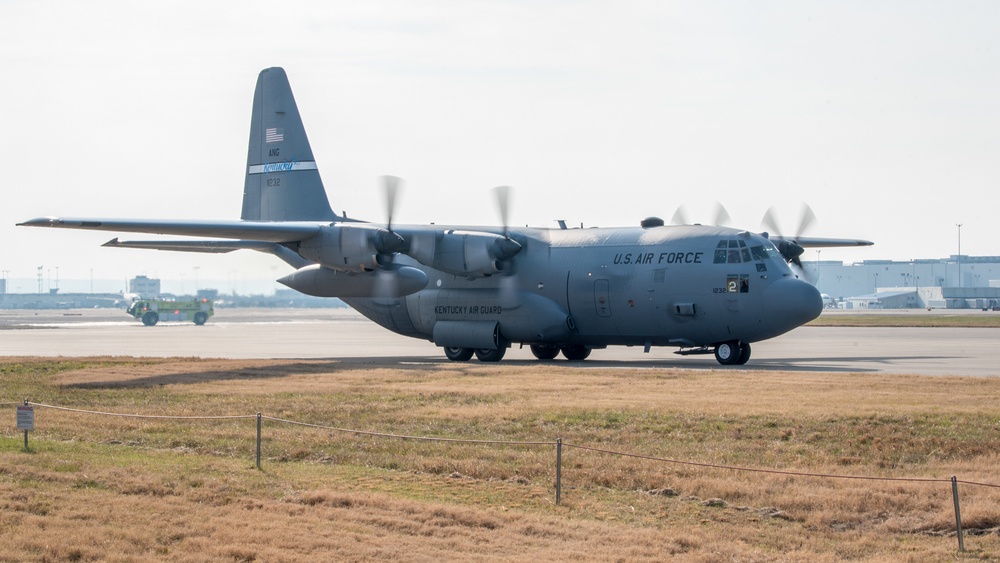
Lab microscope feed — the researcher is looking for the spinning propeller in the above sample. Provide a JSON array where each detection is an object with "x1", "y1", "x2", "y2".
[
  {"x1": 375, "y1": 175, "x2": 405, "y2": 259},
  {"x1": 373, "y1": 175, "x2": 409, "y2": 298},
  {"x1": 491, "y1": 185, "x2": 522, "y2": 264},
  {"x1": 761, "y1": 203, "x2": 818, "y2": 282},
  {"x1": 670, "y1": 202, "x2": 733, "y2": 227},
  {"x1": 490, "y1": 185, "x2": 524, "y2": 307}
]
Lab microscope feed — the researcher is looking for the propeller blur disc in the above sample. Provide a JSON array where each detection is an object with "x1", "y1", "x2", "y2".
[{"x1": 381, "y1": 175, "x2": 402, "y2": 232}]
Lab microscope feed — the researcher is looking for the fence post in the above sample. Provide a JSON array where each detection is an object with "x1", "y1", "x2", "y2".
[
  {"x1": 23, "y1": 399, "x2": 29, "y2": 451},
  {"x1": 555, "y1": 437, "x2": 562, "y2": 505},
  {"x1": 952, "y1": 476, "x2": 964, "y2": 552},
  {"x1": 256, "y1": 413, "x2": 262, "y2": 470}
]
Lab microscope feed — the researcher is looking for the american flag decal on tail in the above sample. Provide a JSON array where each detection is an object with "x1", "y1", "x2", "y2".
[{"x1": 265, "y1": 128, "x2": 284, "y2": 143}]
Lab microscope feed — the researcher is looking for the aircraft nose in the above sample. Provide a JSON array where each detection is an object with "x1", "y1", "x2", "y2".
[{"x1": 761, "y1": 277, "x2": 823, "y2": 333}]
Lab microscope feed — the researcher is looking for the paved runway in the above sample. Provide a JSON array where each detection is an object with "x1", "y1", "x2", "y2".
[{"x1": 1, "y1": 308, "x2": 996, "y2": 376}]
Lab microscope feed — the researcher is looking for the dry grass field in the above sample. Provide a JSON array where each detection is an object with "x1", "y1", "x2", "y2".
[{"x1": 3, "y1": 356, "x2": 1000, "y2": 561}]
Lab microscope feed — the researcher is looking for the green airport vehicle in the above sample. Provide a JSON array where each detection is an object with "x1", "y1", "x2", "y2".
[{"x1": 126, "y1": 298, "x2": 214, "y2": 326}]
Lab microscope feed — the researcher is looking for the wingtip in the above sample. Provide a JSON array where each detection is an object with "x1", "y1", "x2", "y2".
[{"x1": 16, "y1": 217, "x2": 54, "y2": 227}]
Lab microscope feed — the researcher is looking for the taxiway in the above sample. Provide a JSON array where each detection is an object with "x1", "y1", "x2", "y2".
[{"x1": 0, "y1": 308, "x2": 996, "y2": 376}]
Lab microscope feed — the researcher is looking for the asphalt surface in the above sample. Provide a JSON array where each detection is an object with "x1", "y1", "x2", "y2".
[{"x1": 0, "y1": 308, "x2": 996, "y2": 376}]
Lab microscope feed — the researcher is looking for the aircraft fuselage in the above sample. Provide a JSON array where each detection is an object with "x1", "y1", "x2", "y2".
[{"x1": 343, "y1": 222, "x2": 822, "y2": 355}]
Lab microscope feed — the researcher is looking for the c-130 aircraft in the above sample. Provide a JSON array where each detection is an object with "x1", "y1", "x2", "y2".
[{"x1": 20, "y1": 68, "x2": 872, "y2": 365}]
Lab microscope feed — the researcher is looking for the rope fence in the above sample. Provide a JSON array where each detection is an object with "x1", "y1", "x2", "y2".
[
  {"x1": 32, "y1": 402, "x2": 256, "y2": 420},
  {"x1": 5, "y1": 399, "x2": 997, "y2": 553},
  {"x1": 262, "y1": 414, "x2": 552, "y2": 446},
  {"x1": 564, "y1": 443, "x2": 954, "y2": 484}
]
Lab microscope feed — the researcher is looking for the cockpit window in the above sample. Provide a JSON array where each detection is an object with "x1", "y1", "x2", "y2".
[
  {"x1": 715, "y1": 239, "x2": 746, "y2": 264},
  {"x1": 715, "y1": 239, "x2": 780, "y2": 264},
  {"x1": 713, "y1": 241, "x2": 728, "y2": 264}
]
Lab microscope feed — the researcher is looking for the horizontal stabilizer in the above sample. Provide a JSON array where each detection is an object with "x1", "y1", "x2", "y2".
[{"x1": 102, "y1": 237, "x2": 313, "y2": 269}]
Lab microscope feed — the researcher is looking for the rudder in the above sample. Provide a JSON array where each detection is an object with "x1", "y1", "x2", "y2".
[{"x1": 242, "y1": 67, "x2": 336, "y2": 222}]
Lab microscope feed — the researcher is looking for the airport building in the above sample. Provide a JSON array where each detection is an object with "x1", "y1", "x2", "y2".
[
  {"x1": 0, "y1": 291, "x2": 126, "y2": 309},
  {"x1": 129, "y1": 275, "x2": 161, "y2": 298},
  {"x1": 810, "y1": 255, "x2": 1000, "y2": 309}
]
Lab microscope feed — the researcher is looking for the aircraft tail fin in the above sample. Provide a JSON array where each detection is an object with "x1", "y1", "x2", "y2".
[{"x1": 242, "y1": 67, "x2": 336, "y2": 222}]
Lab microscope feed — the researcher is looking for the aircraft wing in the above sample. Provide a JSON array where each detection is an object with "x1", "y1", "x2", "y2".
[
  {"x1": 17, "y1": 217, "x2": 324, "y2": 243},
  {"x1": 774, "y1": 236, "x2": 874, "y2": 248}
]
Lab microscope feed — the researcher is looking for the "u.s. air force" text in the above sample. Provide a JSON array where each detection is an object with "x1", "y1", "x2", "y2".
[{"x1": 613, "y1": 251, "x2": 704, "y2": 265}]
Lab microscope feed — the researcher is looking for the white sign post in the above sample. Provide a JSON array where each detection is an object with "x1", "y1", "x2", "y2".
[{"x1": 16, "y1": 402, "x2": 33, "y2": 450}]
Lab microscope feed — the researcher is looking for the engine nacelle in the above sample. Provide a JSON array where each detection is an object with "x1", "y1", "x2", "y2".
[
  {"x1": 298, "y1": 224, "x2": 401, "y2": 272},
  {"x1": 277, "y1": 263, "x2": 428, "y2": 298},
  {"x1": 408, "y1": 229, "x2": 519, "y2": 278}
]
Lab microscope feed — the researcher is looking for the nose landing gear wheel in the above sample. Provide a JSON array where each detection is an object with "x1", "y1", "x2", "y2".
[
  {"x1": 714, "y1": 340, "x2": 746, "y2": 365},
  {"x1": 444, "y1": 347, "x2": 474, "y2": 362},
  {"x1": 737, "y1": 342, "x2": 751, "y2": 365}
]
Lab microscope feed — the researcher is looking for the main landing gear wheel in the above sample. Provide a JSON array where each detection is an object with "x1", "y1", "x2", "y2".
[
  {"x1": 475, "y1": 348, "x2": 506, "y2": 362},
  {"x1": 715, "y1": 340, "x2": 750, "y2": 365},
  {"x1": 737, "y1": 342, "x2": 751, "y2": 365},
  {"x1": 194, "y1": 312, "x2": 208, "y2": 326},
  {"x1": 444, "y1": 347, "x2": 474, "y2": 362},
  {"x1": 561, "y1": 345, "x2": 591, "y2": 361},
  {"x1": 142, "y1": 312, "x2": 159, "y2": 326},
  {"x1": 530, "y1": 345, "x2": 560, "y2": 360}
]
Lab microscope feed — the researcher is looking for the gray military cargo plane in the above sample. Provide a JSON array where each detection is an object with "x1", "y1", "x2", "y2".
[{"x1": 19, "y1": 67, "x2": 872, "y2": 365}]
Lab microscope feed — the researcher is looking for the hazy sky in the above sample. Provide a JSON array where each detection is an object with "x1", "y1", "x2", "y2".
[{"x1": 2, "y1": 1, "x2": 998, "y2": 290}]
